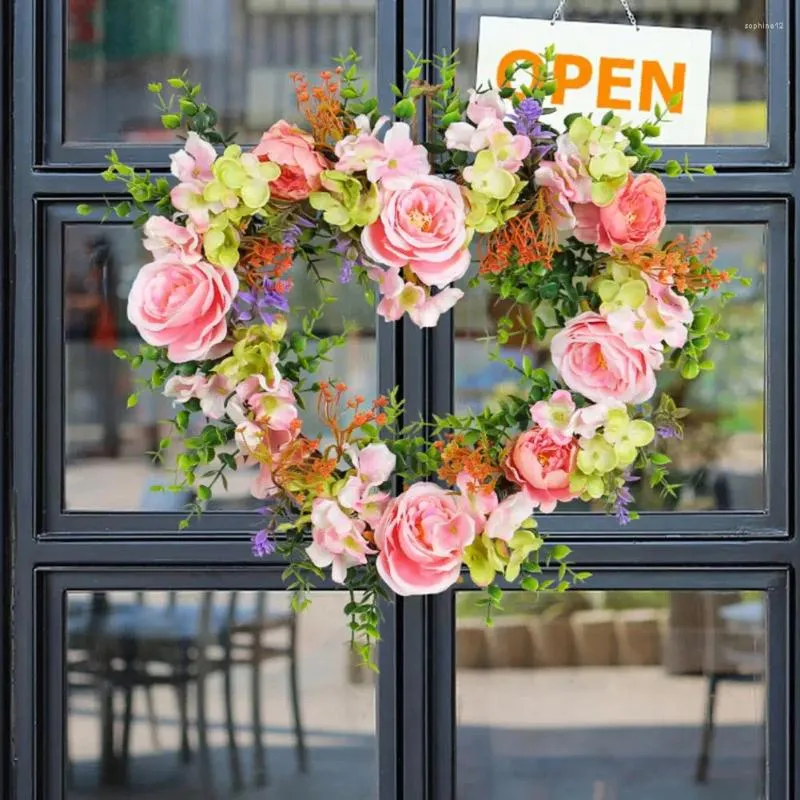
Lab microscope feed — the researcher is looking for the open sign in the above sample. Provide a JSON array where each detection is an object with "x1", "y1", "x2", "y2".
[{"x1": 476, "y1": 18, "x2": 711, "y2": 145}]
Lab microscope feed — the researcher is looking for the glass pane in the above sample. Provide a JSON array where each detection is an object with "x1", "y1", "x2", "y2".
[
  {"x1": 456, "y1": 1, "x2": 767, "y2": 145},
  {"x1": 63, "y1": 222, "x2": 376, "y2": 512},
  {"x1": 454, "y1": 223, "x2": 766, "y2": 512},
  {"x1": 66, "y1": 591, "x2": 376, "y2": 798},
  {"x1": 65, "y1": 0, "x2": 377, "y2": 144},
  {"x1": 456, "y1": 589, "x2": 766, "y2": 799}
]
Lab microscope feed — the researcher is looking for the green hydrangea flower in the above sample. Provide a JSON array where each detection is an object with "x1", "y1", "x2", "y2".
[
  {"x1": 602, "y1": 409, "x2": 655, "y2": 467},
  {"x1": 594, "y1": 260, "x2": 648, "y2": 313},
  {"x1": 203, "y1": 216, "x2": 241, "y2": 269},
  {"x1": 504, "y1": 528, "x2": 543, "y2": 582},
  {"x1": 463, "y1": 534, "x2": 507, "y2": 587},
  {"x1": 576, "y1": 434, "x2": 617, "y2": 475},
  {"x1": 214, "y1": 320, "x2": 286, "y2": 385},
  {"x1": 464, "y1": 178, "x2": 525, "y2": 233},
  {"x1": 463, "y1": 151, "x2": 517, "y2": 201},
  {"x1": 308, "y1": 170, "x2": 380, "y2": 232},
  {"x1": 204, "y1": 144, "x2": 280, "y2": 219},
  {"x1": 569, "y1": 471, "x2": 606, "y2": 501}
]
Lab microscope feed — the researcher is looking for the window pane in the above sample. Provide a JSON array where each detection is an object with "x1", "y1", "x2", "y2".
[
  {"x1": 455, "y1": 0, "x2": 767, "y2": 145},
  {"x1": 454, "y1": 223, "x2": 766, "y2": 512},
  {"x1": 65, "y1": 0, "x2": 377, "y2": 144},
  {"x1": 66, "y1": 591, "x2": 376, "y2": 798},
  {"x1": 63, "y1": 222, "x2": 376, "y2": 512},
  {"x1": 457, "y1": 589, "x2": 766, "y2": 798}
]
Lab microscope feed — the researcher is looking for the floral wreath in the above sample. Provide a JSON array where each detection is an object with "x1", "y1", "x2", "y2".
[{"x1": 90, "y1": 47, "x2": 743, "y2": 665}]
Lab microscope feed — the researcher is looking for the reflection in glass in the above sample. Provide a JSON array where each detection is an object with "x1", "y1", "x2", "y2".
[
  {"x1": 66, "y1": 0, "x2": 377, "y2": 144},
  {"x1": 63, "y1": 223, "x2": 376, "y2": 512},
  {"x1": 456, "y1": 590, "x2": 765, "y2": 799},
  {"x1": 454, "y1": 224, "x2": 766, "y2": 511},
  {"x1": 455, "y1": 0, "x2": 767, "y2": 145},
  {"x1": 66, "y1": 591, "x2": 376, "y2": 798}
]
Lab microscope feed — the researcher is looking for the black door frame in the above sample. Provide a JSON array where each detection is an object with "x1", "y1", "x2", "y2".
[{"x1": 4, "y1": 0, "x2": 800, "y2": 798}]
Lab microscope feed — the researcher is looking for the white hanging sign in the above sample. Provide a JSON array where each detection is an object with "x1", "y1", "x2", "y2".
[{"x1": 476, "y1": 17, "x2": 712, "y2": 145}]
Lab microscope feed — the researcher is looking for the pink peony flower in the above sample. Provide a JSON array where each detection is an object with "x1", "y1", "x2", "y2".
[
  {"x1": 252, "y1": 120, "x2": 330, "y2": 200},
  {"x1": 484, "y1": 492, "x2": 536, "y2": 541},
  {"x1": 362, "y1": 175, "x2": 470, "y2": 289},
  {"x1": 466, "y1": 89, "x2": 506, "y2": 125},
  {"x1": 551, "y1": 312, "x2": 661, "y2": 405},
  {"x1": 306, "y1": 498, "x2": 374, "y2": 583},
  {"x1": 142, "y1": 216, "x2": 203, "y2": 265},
  {"x1": 374, "y1": 482, "x2": 477, "y2": 595},
  {"x1": 365, "y1": 122, "x2": 430, "y2": 189},
  {"x1": 573, "y1": 173, "x2": 666, "y2": 253},
  {"x1": 163, "y1": 372, "x2": 232, "y2": 419},
  {"x1": 504, "y1": 426, "x2": 580, "y2": 513},
  {"x1": 127, "y1": 259, "x2": 238, "y2": 363},
  {"x1": 534, "y1": 134, "x2": 592, "y2": 230},
  {"x1": 530, "y1": 389, "x2": 577, "y2": 444}
]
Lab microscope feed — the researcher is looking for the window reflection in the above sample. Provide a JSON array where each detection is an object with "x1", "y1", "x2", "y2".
[
  {"x1": 63, "y1": 223, "x2": 376, "y2": 512},
  {"x1": 456, "y1": 0, "x2": 767, "y2": 145},
  {"x1": 456, "y1": 590, "x2": 765, "y2": 799},
  {"x1": 66, "y1": 0, "x2": 377, "y2": 144},
  {"x1": 454, "y1": 224, "x2": 766, "y2": 512},
  {"x1": 66, "y1": 591, "x2": 376, "y2": 798}
]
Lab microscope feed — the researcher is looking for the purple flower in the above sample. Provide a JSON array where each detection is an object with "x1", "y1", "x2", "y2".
[
  {"x1": 251, "y1": 525, "x2": 276, "y2": 558},
  {"x1": 613, "y1": 470, "x2": 639, "y2": 526},
  {"x1": 232, "y1": 278, "x2": 290, "y2": 326},
  {"x1": 331, "y1": 236, "x2": 361, "y2": 284},
  {"x1": 282, "y1": 216, "x2": 314, "y2": 249},
  {"x1": 657, "y1": 425, "x2": 683, "y2": 440}
]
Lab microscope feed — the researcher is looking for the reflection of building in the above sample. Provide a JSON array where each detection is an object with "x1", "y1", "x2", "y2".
[
  {"x1": 455, "y1": 0, "x2": 767, "y2": 143},
  {"x1": 66, "y1": 0, "x2": 377, "y2": 142}
]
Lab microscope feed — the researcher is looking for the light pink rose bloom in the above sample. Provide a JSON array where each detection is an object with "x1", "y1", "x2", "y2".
[
  {"x1": 484, "y1": 492, "x2": 536, "y2": 541},
  {"x1": 530, "y1": 389, "x2": 576, "y2": 444},
  {"x1": 164, "y1": 372, "x2": 232, "y2": 419},
  {"x1": 504, "y1": 427, "x2": 579, "y2": 513},
  {"x1": 551, "y1": 312, "x2": 661, "y2": 405},
  {"x1": 456, "y1": 471, "x2": 499, "y2": 533},
  {"x1": 362, "y1": 175, "x2": 470, "y2": 288},
  {"x1": 127, "y1": 259, "x2": 238, "y2": 363},
  {"x1": 366, "y1": 122, "x2": 431, "y2": 189},
  {"x1": 143, "y1": 216, "x2": 203, "y2": 265},
  {"x1": 306, "y1": 498, "x2": 374, "y2": 583},
  {"x1": 466, "y1": 88, "x2": 506, "y2": 124},
  {"x1": 374, "y1": 482, "x2": 477, "y2": 595},
  {"x1": 252, "y1": 120, "x2": 330, "y2": 200},
  {"x1": 574, "y1": 173, "x2": 667, "y2": 253},
  {"x1": 567, "y1": 403, "x2": 614, "y2": 439},
  {"x1": 170, "y1": 132, "x2": 216, "y2": 185},
  {"x1": 534, "y1": 134, "x2": 592, "y2": 230}
]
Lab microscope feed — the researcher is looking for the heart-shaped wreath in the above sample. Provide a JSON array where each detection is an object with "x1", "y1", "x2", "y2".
[{"x1": 91, "y1": 48, "x2": 742, "y2": 665}]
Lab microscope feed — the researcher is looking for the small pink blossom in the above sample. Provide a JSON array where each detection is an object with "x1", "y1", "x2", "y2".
[
  {"x1": 170, "y1": 132, "x2": 216, "y2": 185},
  {"x1": 534, "y1": 134, "x2": 592, "y2": 230},
  {"x1": 504, "y1": 427, "x2": 580, "y2": 513},
  {"x1": 334, "y1": 115, "x2": 388, "y2": 173},
  {"x1": 366, "y1": 122, "x2": 431, "y2": 189},
  {"x1": 466, "y1": 89, "x2": 506, "y2": 125},
  {"x1": 408, "y1": 287, "x2": 464, "y2": 328},
  {"x1": 574, "y1": 173, "x2": 667, "y2": 253},
  {"x1": 374, "y1": 482, "x2": 477, "y2": 595},
  {"x1": 551, "y1": 312, "x2": 662, "y2": 406},
  {"x1": 567, "y1": 404, "x2": 613, "y2": 439},
  {"x1": 142, "y1": 216, "x2": 203, "y2": 265},
  {"x1": 530, "y1": 390, "x2": 576, "y2": 444},
  {"x1": 484, "y1": 493, "x2": 536, "y2": 541},
  {"x1": 306, "y1": 498, "x2": 374, "y2": 583},
  {"x1": 127, "y1": 258, "x2": 238, "y2": 363},
  {"x1": 456, "y1": 471, "x2": 499, "y2": 533},
  {"x1": 445, "y1": 118, "x2": 531, "y2": 172},
  {"x1": 163, "y1": 373, "x2": 232, "y2": 419}
]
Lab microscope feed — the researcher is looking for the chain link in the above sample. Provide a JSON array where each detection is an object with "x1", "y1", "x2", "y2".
[{"x1": 551, "y1": 0, "x2": 639, "y2": 29}]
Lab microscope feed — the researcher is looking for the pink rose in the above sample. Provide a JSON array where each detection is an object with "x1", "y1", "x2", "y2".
[
  {"x1": 253, "y1": 120, "x2": 329, "y2": 200},
  {"x1": 374, "y1": 482, "x2": 477, "y2": 595},
  {"x1": 504, "y1": 427, "x2": 579, "y2": 513},
  {"x1": 484, "y1": 493, "x2": 536, "y2": 541},
  {"x1": 534, "y1": 134, "x2": 592, "y2": 230},
  {"x1": 551, "y1": 312, "x2": 661, "y2": 405},
  {"x1": 365, "y1": 122, "x2": 431, "y2": 189},
  {"x1": 362, "y1": 176, "x2": 470, "y2": 289},
  {"x1": 574, "y1": 173, "x2": 666, "y2": 253},
  {"x1": 306, "y1": 498, "x2": 374, "y2": 583},
  {"x1": 143, "y1": 216, "x2": 203, "y2": 265},
  {"x1": 127, "y1": 259, "x2": 238, "y2": 363},
  {"x1": 466, "y1": 89, "x2": 506, "y2": 125}
]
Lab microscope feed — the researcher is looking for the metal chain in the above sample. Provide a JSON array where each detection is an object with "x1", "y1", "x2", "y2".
[{"x1": 551, "y1": 0, "x2": 639, "y2": 29}]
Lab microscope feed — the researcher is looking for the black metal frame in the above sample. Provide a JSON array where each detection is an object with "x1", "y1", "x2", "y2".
[{"x1": 4, "y1": 0, "x2": 799, "y2": 797}]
